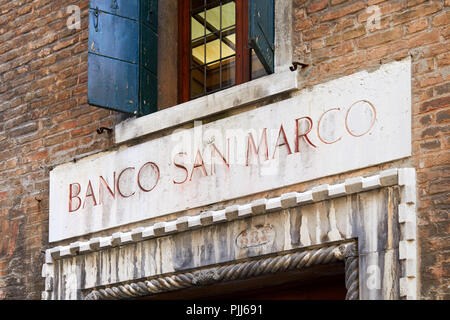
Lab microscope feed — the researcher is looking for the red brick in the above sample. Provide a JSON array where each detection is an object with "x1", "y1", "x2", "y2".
[
  {"x1": 294, "y1": 18, "x2": 313, "y2": 32},
  {"x1": 431, "y1": 11, "x2": 450, "y2": 27},
  {"x1": 437, "y1": 52, "x2": 450, "y2": 67},
  {"x1": 319, "y1": 1, "x2": 366, "y2": 22},
  {"x1": 334, "y1": 17, "x2": 356, "y2": 33},
  {"x1": 407, "y1": 30, "x2": 440, "y2": 48},
  {"x1": 357, "y1": 0, "x2": 404, "y2": 23},
  {"x1": 405, "y1": 18, "x2": 429, "y2": 34},
  {"x1": 435, "y1": 82, "x2": 450, "y2": 96},
  {"x1": 356, "y1": 27, "x2": 403, "y2": 48},
  {"x1": 413, "y1": 58, "x2": 435, "y2": 75},
  {"x1": 303, "y1": 24, "x2": 332, "y2": 40},
  {"x1": 307, "y1": 0, "x2": 328, "y2": 13},
  {"x1": 25, "y1": 150, "x2": 48, "y2": 162},
  {"x1": 419, "y1": 74, "x2": 444, "y2": 88},
  {"x1": 326, "y1": 25, "x2": 366, "y2": 46},
  {"x1": 436, "y1": 110, "x2": 450, "y2": 123},
  {"x1": 407, "y1": 0, "x2": 429, "y2": 7},
  {"x1": 393, "y1": 1, "x2": 443, "y2": 26},
  {"x1": 420, "y1": 96, "x2": 450, "y2": 113},
  {"x1": 331, "y1": 0, "x2": 348, "y2": 5}
]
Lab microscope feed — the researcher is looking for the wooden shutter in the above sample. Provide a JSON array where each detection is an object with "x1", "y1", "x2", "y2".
[
  {"x1": 249, "y1": 0, "x2": 274, "y2": 75},
  {"x1": 88, "y1": 0, "x2": 158, "y2": 116},
  {"x1": 140, "y1": 0, "x2": 158, "y2": 115}
]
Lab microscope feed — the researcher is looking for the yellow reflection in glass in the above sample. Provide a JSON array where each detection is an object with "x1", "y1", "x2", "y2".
[
  {"x1": 192, "y1": 17, "x2": 213, "y2": 40},
  {"x1": 192, "y1": 38, "x2": 235, "y2": 65},
  {"x1": 198, "y1": 1, "x2": 235, "y2": 31},
  {"x1": 225, "y1": 34, "x2": 235, "y2": 45}
]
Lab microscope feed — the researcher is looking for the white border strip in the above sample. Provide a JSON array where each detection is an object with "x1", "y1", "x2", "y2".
[{"x1": 398, "y1": 168, "x2": 418, "y2": 300}]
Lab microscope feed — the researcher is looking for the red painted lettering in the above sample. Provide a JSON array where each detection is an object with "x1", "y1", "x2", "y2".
[
  {"x1": 117, "y1": 167, "x2": 136, "y2": 198},
  {"x1": 345, "y1": 100, "x2": 377, "y2": 137},
  {"x1": 295, "y1": 116, "x2": 317, "y2": 152},
  {"x1": 83, "y1": 180, "x2": 97, "y2": 208},
  {"x1": 69, "y1": 183, "x2": 82, "y2": 213},
  {"x1": 317, "y1": 108, "x2": 342, "y2": 145},
  {"x1": 99, "y1": 173, "x2": 116, "y2": 205},
  {"x1": 246, "y1": 128, "x2": 269, "y2": 166},
  {"x1": 137, "y1": 162, "x2": 160, "y2": 192},
  {"x1": 190, "y1": 150, "x2": 208, "y2": 181},
  {"x1": 210, "y1": 142, "x2": 230, "y2": 174},
  {"x1": 272, "y1": 125, "x2": 292, "y2": 159},
  {"x1": 173, "y1": 152, "x2": 189, "y2": 184}
]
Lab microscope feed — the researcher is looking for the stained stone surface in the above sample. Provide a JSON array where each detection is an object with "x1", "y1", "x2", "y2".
[
  {"x1": 49, "y1": 186, "x2": 402, "y2": 300},
  {"x1": 49, "y1": 59, "x2": 411, "y2": 243}
]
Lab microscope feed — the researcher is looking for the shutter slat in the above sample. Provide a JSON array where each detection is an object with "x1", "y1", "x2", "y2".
[
  {"x1": 140, "y1": 67, "x2": 157, "y2": 115},
  {"x1": 88, "y1": 9, "x2": 139, "y2": 63},
  {"x1": 87, "y1": 0, "x2": 158, "y2": 116},
  {"x1": 140, "y1": 23, "x2": 158, "y2": 76},
  {"x1": 139, "y1": 0, "x2": 158, "y2": 115},
  {"x1": 249, "y1": 0, "x2": 274, "y2": 74},
  {"x1": 141, "y1": 0, "x2": 158, "y2": 31},
  {"x1": 88, "y1": 54, "x2": 138, "y2": 113}
]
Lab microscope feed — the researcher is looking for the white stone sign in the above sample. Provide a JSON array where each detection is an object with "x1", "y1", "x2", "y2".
[{"x1": 49, "y1": 59, "x2": 411, "y2": 242}]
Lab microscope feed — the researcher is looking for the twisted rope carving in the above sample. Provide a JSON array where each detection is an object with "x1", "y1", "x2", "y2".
[{"x1": 84, "y1": 243, "x2": 355, "y2": 300}]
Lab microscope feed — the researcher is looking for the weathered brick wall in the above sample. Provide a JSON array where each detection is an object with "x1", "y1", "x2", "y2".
[
  {"x1": 0, "y1": 0, "x2": 124, "y2": 299},
  {"x1": 293, "y1": 0, "x2": 449, "y2": 299}
]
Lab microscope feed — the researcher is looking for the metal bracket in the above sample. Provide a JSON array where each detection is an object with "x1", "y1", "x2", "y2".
[
  {"x1": 97, "y1": 127, "x2": 113, "y2": 135},
  {"x1": 93, "y1": 7, "x2": 99, "y2": 32},
  {"x1": 111, "y1": 0, "x2": 119, "y2": 10},
  {"x1": 147, "y1": 0, "x2": 154, "y2": 24},
  {"x1": 290, "y1": 62, "x2": 309, "y2": 72}
]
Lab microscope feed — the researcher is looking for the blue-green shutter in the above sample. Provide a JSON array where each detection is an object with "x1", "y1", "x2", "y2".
[
  {"x1": 249, "y1": 0, "x2": 274, "y2": 74},
  {"x1": 88, "y1": 0, "x2": 158, "y2": 116},
  {"x1": 140, "y1": 0, "x2": 158, "y2": 115}
]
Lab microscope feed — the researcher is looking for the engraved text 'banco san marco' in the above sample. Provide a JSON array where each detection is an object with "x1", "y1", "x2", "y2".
[
  {"x1": 49, "y1": 59, "x2": 411, "y2": 242},
  {"x1": 69, "y1": 100, "x2": 376, "y2": 213}
]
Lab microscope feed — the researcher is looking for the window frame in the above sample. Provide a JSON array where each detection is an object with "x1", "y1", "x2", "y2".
[
  {"x1": 115, "y1": 0, "x2": 295, "y2": 144},
  {"x1": 178, "y1": 0, "x2": 250, "y2": 104}
]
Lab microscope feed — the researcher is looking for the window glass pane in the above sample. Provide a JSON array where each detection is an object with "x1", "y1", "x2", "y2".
[
  {"x1": 203, "y1": 56, "x2": 236, "y2": 94},
  {"x1": 198, "y1": 1, "x2": 235, "y2": 31},
  {"x1": 191, "y1": 18, "x2": 208, "y2": 40},
  {"x1": 225, "y1": 33, "x2": 235, "y2": 46},
  {"x1": 251, "y1": 49, "x2": 268, "y2": 80},
  {"x1": 221, "y1": 2, "x2": 235, "y2": 29},
  {"x1": 192, "y1": 37, "x2": 235, "y2": 65},
  {"x1": 205, "y1": 62, "x2": 221, "y2": 93},
  {"x1": 221, "y1": 56, "x2": 236, "y2": 88},
  {"x1": 191, "y1": 0, "x2": 205, "y2": 12}
]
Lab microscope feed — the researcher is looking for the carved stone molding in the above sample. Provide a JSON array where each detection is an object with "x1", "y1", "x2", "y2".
[
  {"x1": 42, "y1": 168, "x2": 417, "y2": 300},
  {"x1": 84, "y1": 242, "x2": 356, "y2": 300},
  {"x1": 46, "y1": 169, "x2": 400, "y2": 261}
]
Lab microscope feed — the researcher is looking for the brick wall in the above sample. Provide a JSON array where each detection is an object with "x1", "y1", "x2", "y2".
[
  {"x1": 293, "y1": 0, "x2": 449, "y2": 299},
  {"x1": 0, "y1": 0, "x2": 124, "y2": 299}
]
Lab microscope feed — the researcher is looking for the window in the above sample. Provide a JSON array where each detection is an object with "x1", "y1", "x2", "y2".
[
  {"x1": 188, "y1": 0, "x2": 240, "y2": 99},
  {"x1": 87, "y1": 0, "x2": 274, "y2": 116},
  {"x1": 178, "y1": 0, "x2": 272, "y2": 103}
]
